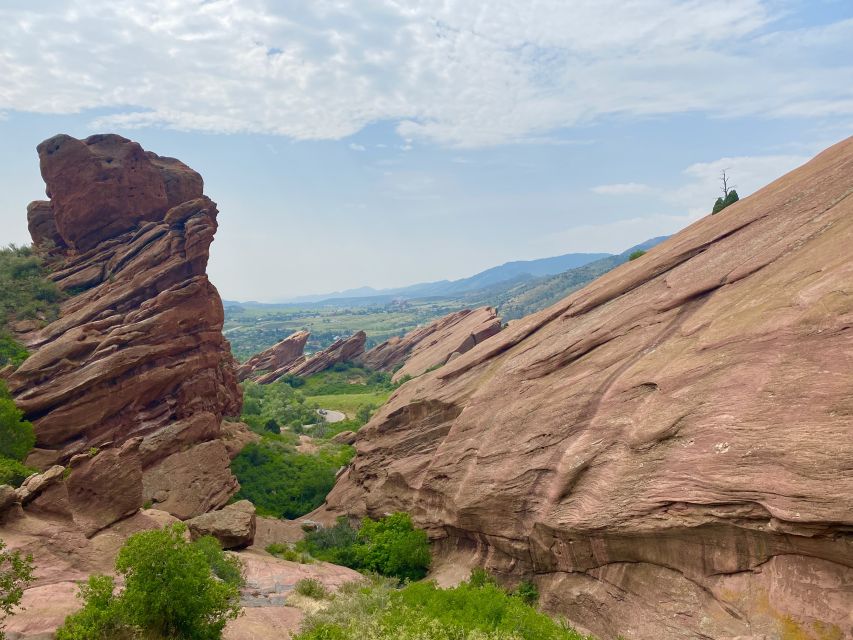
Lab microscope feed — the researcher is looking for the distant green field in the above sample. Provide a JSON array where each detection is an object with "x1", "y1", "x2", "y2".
[
  {"x1": 223, "y1": 299, "x2": 465, "y2": 361},
  {"x1": 305, "y1": 392, "x2": 391, "y2": 418}
]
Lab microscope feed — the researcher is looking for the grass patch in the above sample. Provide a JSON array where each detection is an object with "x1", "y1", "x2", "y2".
[
  {"x1": 302, "y1": 392, "x2": 390, "y2": 419},
  {"x1": 294, "y1": 571, "x2": 593, "y2": 640}
]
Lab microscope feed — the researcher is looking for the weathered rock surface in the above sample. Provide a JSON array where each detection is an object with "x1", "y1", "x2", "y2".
[
  {"x1": 286, "y1": 331, "x2": 367, "y2": 378},
  {"x1": 361, "y1": 307, "x2": 502, "y2": 382},
  {"x1": 6, "y1": 133, "x2": 242, "y2": 522},
  {"x1": 142, "y1": 440, "x2": 238, "y2": 520},
  {"x1": 237, "y1": 330, "x2": 309, "y2": 382},
  {"x1": 220, "y1": 420, "x2": 262, "y2": 459},
  {"x1": 34, "y1": 133, "x2": 203, "y2": 251},
  {"x1": 321, "y1": 138, "x2": 853, "y2": 639},
  {"x1": 187, "y1": 500, "x2": 256, "y2": 549}
]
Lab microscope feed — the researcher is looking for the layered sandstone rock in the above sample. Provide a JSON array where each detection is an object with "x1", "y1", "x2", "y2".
[
  {"x1": 284, "y1": 331, "x2": 366, "y2": 379},
  {"x1": 360, "y1": 307, "x2": 502, "y2": 382},
  {"x1": 322, "y1": 138, "x2": 853, "y2": 639},
  {"x1": 237, "y1": 330, "x2": 309, "y2": 382},
  {"x1": 187, "y1": 499, "x2": 256, "y2": 549},
  {"x1": 6, "y1": 134, "x2": 242, "y2": 521}
]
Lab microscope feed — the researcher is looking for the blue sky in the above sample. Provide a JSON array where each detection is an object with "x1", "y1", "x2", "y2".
[{"x1": 1, "y1": 1, "x2": 851, "y2": 301}]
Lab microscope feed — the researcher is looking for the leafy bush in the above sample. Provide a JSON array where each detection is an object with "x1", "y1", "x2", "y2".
[
  {"x1": 231, "y1": 441, "x2": 353, "y2": 519},
  {"x1": 0, "y1": 395, "x2": 35, "y2": 463},
  {"x1": 300, "y1": 513, "x2": 431, "y2": 582},
  {"x1": 295, "y1": 578, "x2": 329, "y2": 599},
  {"x1": 0, "y1": 245, "x2": 63, "y2": 368},
  {"x1": 294, "y1": 572, "x2": 592, "y2": 640},
  {"x1": 628, "y1": 249, "x2": 646, "y2": 261},
  {"x1": 56, "y1": 524, "x2": 242, "y2": 640},
  {"x1": 514, "y1": 581, "x2": 539, "y2": 606},
  {"x1": 240, "y1": 380, "x2": 321, "y2": 433},
  {"x1": 0, "y1": 539, "x2": 34, "y2": 640},
  {"x1": 0, "y1": 458, "x2": 36, "y2": 488},
  {"x1": 265, "y1": 543, "x2": 313, "y2": 564},
  {"x1": 712, "y1": 189, "x2": 739, "y2": 214}
]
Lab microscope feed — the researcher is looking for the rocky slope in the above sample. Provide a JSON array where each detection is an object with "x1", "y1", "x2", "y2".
[
  {"x1": 237, "y1": 330, "x2": 310, "y2": 382},
  {"x1": 359, "y1": 307, "x2": 502, "y2": 382},
  {"x1": 321, "y1": 138, "x2": 853, "y2": 639}
]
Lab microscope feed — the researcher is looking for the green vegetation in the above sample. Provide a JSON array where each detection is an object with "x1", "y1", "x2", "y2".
[
  {"x1": 294, "y1": 578, "x2": 329, "y2": 600},
  {"x1": 0, "y1": 382, "x2": 36, "y2": 488},
  {"x1": 0, "y1": 539, "x2": 34, "y2": 640},
  {"x1": 299, "y1": 513, "x2": 431, "y2": 582},
  {"x1": 628, "y1": 249, "x2": 646, "y2": 261},
  {"x1": 0, "y1": 244, "x2": 63, "y2": 368},
  {"x1": 231, "y1": 442, "x2": 353, "y2": 519},
  {"x1": 712, "y1": 189, "x2": 740, "y2": 214},
  {"x1": 241, "y1": 380, "x2": 322, "y2": 433},
  {"x1": 56, "y1": 523, "x2": 242, "y2": 640},
  {"x1": 294, "y1": 571, "x2": 592, "y2": 640},
  {"x1": 265, "y1": 543, "x2": 313, "y2": 564},
  {"x1": 224, "y1": 299, "x2": 461, "y2": 362}
]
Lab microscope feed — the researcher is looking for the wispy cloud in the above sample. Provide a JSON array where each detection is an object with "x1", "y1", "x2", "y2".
[
  {"x1": 0, "y1": 2, "x2": 851, "y2": 147},
  {"x1": 348, "y1": 143, "x2": 366, "y2": 151}
]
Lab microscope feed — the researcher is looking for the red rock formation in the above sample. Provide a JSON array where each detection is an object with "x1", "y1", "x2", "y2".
[
  {"x1": 360, "y1": 307, "x2": 501, "y2": 381},
  {"x1": 236, "y1": 330, "x2": 309, "y2": 382},
  {"x1": 287, "y1": 330, "x2": 366, "y2": 377},
  {"x1": 321, "y1": 138, "x2": 853, "y2": 638},
  {"x1": 7, "y1": 133, "x2": 242, "y2": 520}
]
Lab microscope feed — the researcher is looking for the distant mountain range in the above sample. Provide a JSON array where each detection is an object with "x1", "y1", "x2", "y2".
[{"x1": 272, "y1": 251, "x2": 611, "y2": 304}]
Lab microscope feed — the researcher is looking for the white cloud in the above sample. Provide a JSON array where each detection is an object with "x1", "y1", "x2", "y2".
[
  {"x1": 348, "y1": 142, "x2": 366, "y2": 151},
  {"x1": 592, "y1": 182, "x2": 657, "y2": 196},
  {"x1": 0, "y1": 2, "x2": 852, "y2": 147}
]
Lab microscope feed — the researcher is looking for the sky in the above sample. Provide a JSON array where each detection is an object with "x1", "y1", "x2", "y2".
[{"x1": 1, "y1": 1, "x2": 851, "y2": 301}]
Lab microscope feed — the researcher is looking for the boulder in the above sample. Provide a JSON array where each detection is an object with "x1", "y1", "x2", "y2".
[
  {"x1": 321, "y1": 137, "x2": 853, "y2": 639},
  {"x1": 236, "y1": 331, "x2": 309, "y2": 382},
  {"x1": 26, "y1": 200, "x2": 65, "y2": 250},
  {"x1": 15, "y1": 465, "x2": 64, "y2": 505},
  {"x1": 220, "y1": 420, "x2": 261, "y2": 459},
  {"x1": 0, "y1": 484, "x2": 19, "y2": 511},
  {"x1": 142, "y1": 440, "x2": 238, "y2": 520},
  {"x1": 66, "y1": 440, "x2": 144, "y2": 537},
  {"x1": 35, "y1": 133, "x2": 202, "y2": 251},
  {"x1": 187, "y1": 500, "x2": 256, "y2": 549}
]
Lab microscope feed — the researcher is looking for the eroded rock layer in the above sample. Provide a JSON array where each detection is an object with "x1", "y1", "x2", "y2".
[
  {"x1": 322, "y1": 138, "x2": 853, "y2": 638},
  {"x1": 7, "y1": 133, "x2": 242, "y2": 518},
  {"x1": 237, "y1": 330, "x2": 309, "y2": 382},
  {"x1": 360, "y1": 307, "x2": 502, "y2": 381}
]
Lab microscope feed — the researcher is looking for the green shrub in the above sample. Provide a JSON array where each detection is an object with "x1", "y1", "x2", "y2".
[
  {"x1": 0, "y1": 382, "x2": 35, "y2": 463},
  {"x1": 294, "y1": 573, "x2": 591, "y2": 640},
  {"x1": 294, "y1": 578, "x2": 329, "y2": 600},
  {"x1": 0, "y1": 539, "x2": 34, "y2": 640},
  {"x1": 628, "y1": 249, "x2": 646, "y2": 261},
  {"x1": 514, "y1": 580, "x2": 539, "y2": 606},
  {"x1": 355, "y1": 513, "x2": 431, "y2": 582},
  {"x1": 0, "y1": 334, "x2": 28, "y2": 369},
  {"x1": 56, "y1": 524, "x2": 242, "y2": 640},
  {"x1": 712, "y1": 189, "x2": 740, "y2": 214},
  {"x1": 265, "y1": 543, "x2": 313, "y2": 564},
  {"x1": 300, "y1": 513, "x2": 430, "y2": 582},
  {"x1": 0, "y1": 458, "x2": 36, "y2": 488},
  {"x1": 231, "y1": 441, "x2": 353, "y2": 519}
]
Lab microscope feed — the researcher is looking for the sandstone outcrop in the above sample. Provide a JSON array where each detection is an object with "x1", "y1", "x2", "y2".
[
  {"x1": 237, "y1": 330, "x2": 309, "y2": 382},
  {"x1": 5, "y1": 134, "x2": 242, "y2": 523},
  {"x1": 187, "y1": 499, "x2": 256, "y2": 549},
  {"x1": 321, "y1": 138, "x2": 853, "y2": 639},
  {"x1": 360, "y1": 307, "x2": 502, "y2": 382},
  {"x1": 288, "y1": 330, "x2": 366, "y2": 377}
]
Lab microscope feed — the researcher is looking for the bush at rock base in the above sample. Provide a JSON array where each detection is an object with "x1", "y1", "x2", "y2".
[
  {"x1": 56, "y1": 523, "x2": 242, "y2": 640},
  {"x1": 294, "y1": 572, "x2": 592, "y2": 640},
  {"x1": 298, "y1": 513, "x2": 430, "y2": 582},
  {"x1": 0, "y1": 539, "x2": 34, "y2": 640}
]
